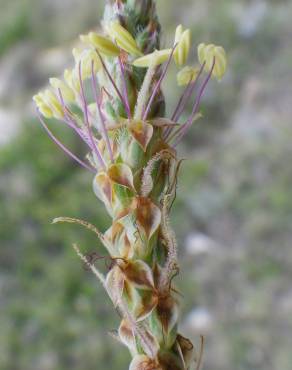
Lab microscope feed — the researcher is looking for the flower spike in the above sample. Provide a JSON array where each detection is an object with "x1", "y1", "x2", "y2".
[{"x1": 33, "y1": 3, "x2": 227, "y2": 369}]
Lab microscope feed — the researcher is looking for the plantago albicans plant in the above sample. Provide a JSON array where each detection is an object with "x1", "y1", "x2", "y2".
[{"x1": 33, "y1": 0, "x2": 227, "y2": 368}]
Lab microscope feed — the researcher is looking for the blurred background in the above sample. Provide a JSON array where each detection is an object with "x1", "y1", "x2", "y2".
[{"x1": 1, "y1": 0, "x2": 292, "y2": 369}]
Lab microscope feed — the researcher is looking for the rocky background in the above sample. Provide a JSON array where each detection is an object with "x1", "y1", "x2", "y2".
[{"x1": 0, "y1": 0, "x2": 292, "y2": 369}]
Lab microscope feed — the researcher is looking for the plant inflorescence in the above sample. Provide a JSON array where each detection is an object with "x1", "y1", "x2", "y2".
[{"x1": 33, "y1": 1, "x2": 227, "y2": 369}]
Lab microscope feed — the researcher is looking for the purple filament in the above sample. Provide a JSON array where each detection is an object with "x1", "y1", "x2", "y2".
[
  {"x1": 36, "y1": 109, "x2": 96, "y2": 173},
  {"x1": 96, "y1": 50, "x2": 130, "y2": 119},
  {"x1": 91, "y1": 60, "x2": 114, "y2": 163},
  {"x1": 57, "y1": 89, "x2": 94, "y2": 149},
  {"x1": 171, "y1": 61, "x2": 206, "y2": 122},
  {"x1": 118, "y1": 56, "x2": 131, "y2": 118},
  {"x1": 143, "y1": 45, "x2": 177, "y2": 121},
  {"x1": 171, "y1": 57, "x2": 216, "y2": 146},
  {"x1": 78, "y1": 62, "x2": 106, "y2": 170},
  {"x1": 164, "y1": 62, "x2": 205, "y2": 141}
]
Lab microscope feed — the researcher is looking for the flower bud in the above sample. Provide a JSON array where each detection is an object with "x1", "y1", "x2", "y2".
[
  {"x1": 133, "y1": 49, "x2": 172, "y2": 68},
  {"x1": 49, "y1": 78, "x2": 75, "y2": 103},
  {"x1": 174, "y1": 25, "x2": 191, "y2": 66},
  {"x1": 177, "y1": 65, "x2": 200, "y2": 86},
  {"x1": 80, "y1": 32, "x2": 120, "y2": 57},
  {"x1": 106, "y1": 22, "x2": 142, "y2": 57},
  {"x1": 198, "y1": 43, "x2": 227, "y2": 80}
]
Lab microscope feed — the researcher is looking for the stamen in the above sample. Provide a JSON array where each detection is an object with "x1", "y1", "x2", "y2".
[
  {"x1": 91, "y1": 60, "x2": 114, "y2": 163},
  {"x1": 118, "y1": 56, "x2": 131, "y2": 118},
  {"x1": 78, "y1": 62, "x2": 107, "y2": 170},
  {"x1": 143, "y1": 44, "x2": 177, "y2": 120},
  {"x1": 170, "y1": 57, "x2": 215, "y2": 146},
  {"x1": 171, "y1": 61, "x2": 205, "y2": 123},
  {"x1": 36, "y1": 109, "x2": 96, "y2": 173},
  {"x1": 96, "y1": 50, "x2": 130, "y2": 118},
  {"x1": 164, "y1": 62, "x2": 206, "y2": 141},
  {"x1": 57, "y1": 89, "x2": 94, "y2": 149}
]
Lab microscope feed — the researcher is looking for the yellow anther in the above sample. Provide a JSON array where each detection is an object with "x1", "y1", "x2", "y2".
[
  {"x1": 64, "y1": 68, "x2": 81, "y2": 93},
  {"x1": 72, "y1": 48, "x2": 82, "y2": 61},
  {"x1": 49, "y1": 78, "x2": 75, "y2": 103},
  {"x1": 32, "y1": 94, "x2": 43, "y2": 106},
  {"x1": 42, "y1": 89, "x2": 64, "y2": 119},
  {"x1": 174, "y1": 25, "x2": 191, "y2": 66},
  {"x1": 80, "y1": 32, "x2": 120, "y2": 57},
  {"x1": 177, "y1": 66, "x2": 200, "y2": 86},
  {"x1": 79, "y1": 34, "x2": 90, "y2": 44},
  {"x1": 106, "y1": 22, "x2": 142, "y2": 57},
  {"x1": 198, "y1": 43, "x2": 227, "y2": 80},
  {"x1": 33, "y1": 94, "x2": 54, "y2": 118},
  {"x1": 72, "y1": 48, "x2": 102, "y2": 81},
  {"x1": 132, "y1": 49, "x2": 172, "y2": 68},
  {"x1": 38, "y1": 103, "x2": 54, "y2": 119}
]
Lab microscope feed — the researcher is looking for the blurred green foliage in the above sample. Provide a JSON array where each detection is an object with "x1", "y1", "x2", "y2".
[
  {"x1": 0, "y1": 121, "x2": 129, "y2": 369},
  {"x1": 0, "y1": 0, "x2": 30, "y2": 56}
]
